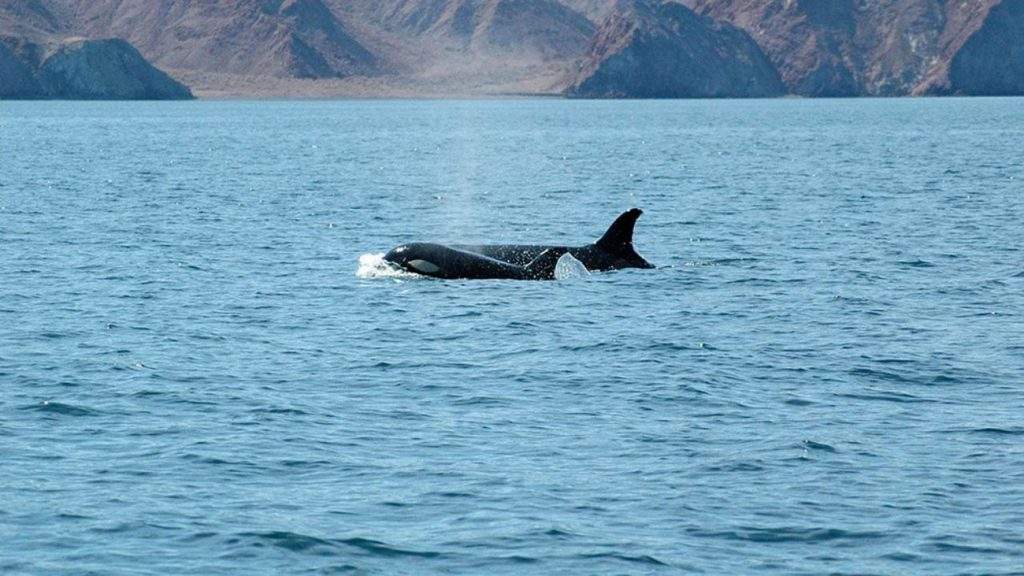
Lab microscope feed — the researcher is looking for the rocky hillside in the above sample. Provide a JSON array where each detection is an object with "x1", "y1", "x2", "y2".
[
  {"x1": 39, "y1": 38, "x2": 194, "y2": 99},
  {"x1": 345, "y1": 0, "x2": 594, "y2": 59},
  {"x1": 682, "y1": 0, "x2": 1023, "y2": 96},
  {"x1": 0, "y1": 37, "x2": 193, "y2": 99},
  {"x1": 2, "y1": 0, "x2": 1023, "y2": 98},
  {"x1": 0, "y1": 42, "x2": 43, "y2": 98},
  {"x1": 67, "y1": 0, "x2": 378, "y2": 79},
  {"x1": 940, "y1": 0, "x2": 1024, "y2": 95},
  {"x1": 567, "y1": 0, "x2": 783, "y2": 98}
]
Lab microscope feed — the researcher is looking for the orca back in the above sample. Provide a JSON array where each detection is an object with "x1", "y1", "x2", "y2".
[{"x1": 441, "y1": 209, "x2": 652, "y2": 273}]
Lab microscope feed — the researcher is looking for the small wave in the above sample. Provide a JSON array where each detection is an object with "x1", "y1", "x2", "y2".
[
  {"x1": 968, "y1": 427, "x2": 1024, "y2": 436},
  {"x1": 356, "y1": 253, "x2": 420, "y2": 279},
  {"x1": 238, "y1": 531, "x2": 441, "y2": 559},
  {"x1": 802, "y1": 440, "x2": 838, "y2": 453},
  {"x1": 834, "y1": 390, "x2": 934, "y2": 404},
  {"x1": 897, "y1": 259, "x2": 936, "y2": 268},
  {"x1": 21, "y1": 401, "x2": 99, "y2": 417},
  {"x1": 879, "y1": 551, "x2": 920, "y2": 562},
  {"x1": 341, "y1": 537, "x2": 441, "y2": 558},
  {"x1": 688, "y1": 526, "x2": 886, "y2": 543},
  {"x1": 249, "y1": 407, "x2": 309, "y2": 416},
  {"x1": 579, "y1": 552, "x2": 669, "y2": 566},
  {"x1": 928, "y1": 541, "x2": 1004, "y2": 554},
  {"x1": 242, "y1": 531, "x2": 335, "y2": 553}
]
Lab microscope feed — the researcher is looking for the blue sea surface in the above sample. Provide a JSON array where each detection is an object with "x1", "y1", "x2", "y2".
[{"x1": 2, "y1": 98, "x2": 1023, "y2": 575}]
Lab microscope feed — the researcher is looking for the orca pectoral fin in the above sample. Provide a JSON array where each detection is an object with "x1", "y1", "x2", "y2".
[{"x1": 524, "y1": 248, "x2": 569, "y2": 280}]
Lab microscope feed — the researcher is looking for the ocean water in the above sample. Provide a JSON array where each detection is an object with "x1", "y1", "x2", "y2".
[{"x1": 2, "y1": 98, "x2": 1023, "y2": 575}]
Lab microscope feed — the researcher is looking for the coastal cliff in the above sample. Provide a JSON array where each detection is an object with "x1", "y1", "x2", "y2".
[
  {"x1": 683, "y1": 0, "x2": 1024, "y2": 97},
  {"x1": 0, "y1": 42, "x2": 43, "y2": 98},
  {"x1": 566, "y1": 0, "x2": 783, "y2": 98},
  {"x1": 0, "y1": 38, "x2": 193, "y2": 100}
]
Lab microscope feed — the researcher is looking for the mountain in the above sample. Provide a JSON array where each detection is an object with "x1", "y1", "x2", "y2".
[
  {"x1": 682, "y1": 0, "x2": 1024, "y2": 96},
  {"x1": 0, "y1": 37, "x2": 193, "y2": 99},
  {"x1": 2, "y1": 0, "x2": 1024, "y2": 98},
  {"x1": 567, "y1": 0, "x2": 783, "y2": 98}
]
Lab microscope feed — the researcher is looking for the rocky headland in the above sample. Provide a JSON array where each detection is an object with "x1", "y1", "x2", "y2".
[
  {"x1": 1, "y1": 37, "x2": 193, "y2": 99},
  {"x1": 567, "y1": 0, "x2": 783, "y2": 98}
]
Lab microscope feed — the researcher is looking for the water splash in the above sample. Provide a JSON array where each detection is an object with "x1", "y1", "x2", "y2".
[
  {"x1": 356, "y1": 253, "x2": 421, "y2": 279},
  {"x1": 554, "y1": 253, "x2": 590, "y2": 281}
]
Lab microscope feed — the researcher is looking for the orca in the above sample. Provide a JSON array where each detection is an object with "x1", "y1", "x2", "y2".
[{"x1": 383, "y1": 208, "x2": 653, "y2": 280}]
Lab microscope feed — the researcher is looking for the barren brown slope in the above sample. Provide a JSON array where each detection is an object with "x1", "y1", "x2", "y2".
[
  {"x1": 559, "y1": 0, "x2": 617, "y2": 23},
  {"x1": 57, "y1": 0, "x2": 378, "y2": 79},
  {"x1": 339, "y1": 0, "x2": 594, "y2": 59},
  {"x1": 0, "y1": 0, "x2": 65, "y2": 39}
]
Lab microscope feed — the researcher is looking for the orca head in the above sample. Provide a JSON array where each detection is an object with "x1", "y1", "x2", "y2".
[
  {"x1": 383, "y1": 244, "x2": 412, "y2": 267},
  {"x1": 579, "y1": 208, "x2": 654, "y2": 271},
  {"x1": 384, "y1": 243, "x2": 444, "y2": 275}
]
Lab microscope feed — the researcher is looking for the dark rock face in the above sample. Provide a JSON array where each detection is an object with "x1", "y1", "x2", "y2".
[
  {"x1": 684, "y1": 0, "x2": 1024, "y2": 97},
  {"x1": 37, "y1": 38, "x2": 193, "y2": 99},
  {"x1": 1, "y1": 37, "x2": 193, "y2": 100},
  {"x1": 567, "y1": 0, "x2": 784, "y2": 98},
  {"x1": 0, "y1": 42, "x2": 44, "y2": 98},
  {"x1": 684, "y1": 0, "x2": 861, "y2": 96},
  {"x1": 947, "y1": 0, "x2": 1024, "y2": 95}
]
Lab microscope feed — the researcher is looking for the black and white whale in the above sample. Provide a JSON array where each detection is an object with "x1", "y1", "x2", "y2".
[{"x1": 383, "y1": 208, "x2": 653, "y2": 280}]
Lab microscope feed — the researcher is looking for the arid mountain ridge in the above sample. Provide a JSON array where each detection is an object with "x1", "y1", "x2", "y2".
[{"x1": 2, "y1": 0, "x2": 1022, "y2": 98}]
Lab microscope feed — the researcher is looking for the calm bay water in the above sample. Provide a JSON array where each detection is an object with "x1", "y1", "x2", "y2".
[{"x1": 2, "y1": 98, "x2": 1023, "y2": 574}]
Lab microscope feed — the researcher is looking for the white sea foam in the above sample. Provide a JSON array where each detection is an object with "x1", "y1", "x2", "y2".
[
  {"x1": 554, "y1": 253, "x2": 590, "y2": 281},
  {"x1": 356, "y1": 253, "x2": 422, "y2": 279}
]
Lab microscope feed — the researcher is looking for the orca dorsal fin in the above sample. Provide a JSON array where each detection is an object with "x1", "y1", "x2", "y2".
[
  {"x1": 524, "y1": 247, "x2": 569, "y2": 280},
  {"x1": 596, "y1": 208, "x2": 643, "y2": 252}
]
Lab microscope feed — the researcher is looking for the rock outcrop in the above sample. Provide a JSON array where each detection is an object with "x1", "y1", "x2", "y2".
[
  {"x1": 683, "y1": 0, "x2": 861, "y2": 96},
  {"x1": 0, "y1": 42, "x2": 44, "y2": 98},
  {"x1": 567, "y1": 0, "x2": 784, "y2": 98},
  {"x1": 38, "y1": 38, "x2": 193, "y2": 99},
  {"x1": 683, "y1": 0, "x2": 1024, "y2": 97},
  {"x1": 1, "y1": 37, "x2": 193, "y2": 99},
  {"x1": 943, "y1": 0, "x2": 1024, "y2": 95}
]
